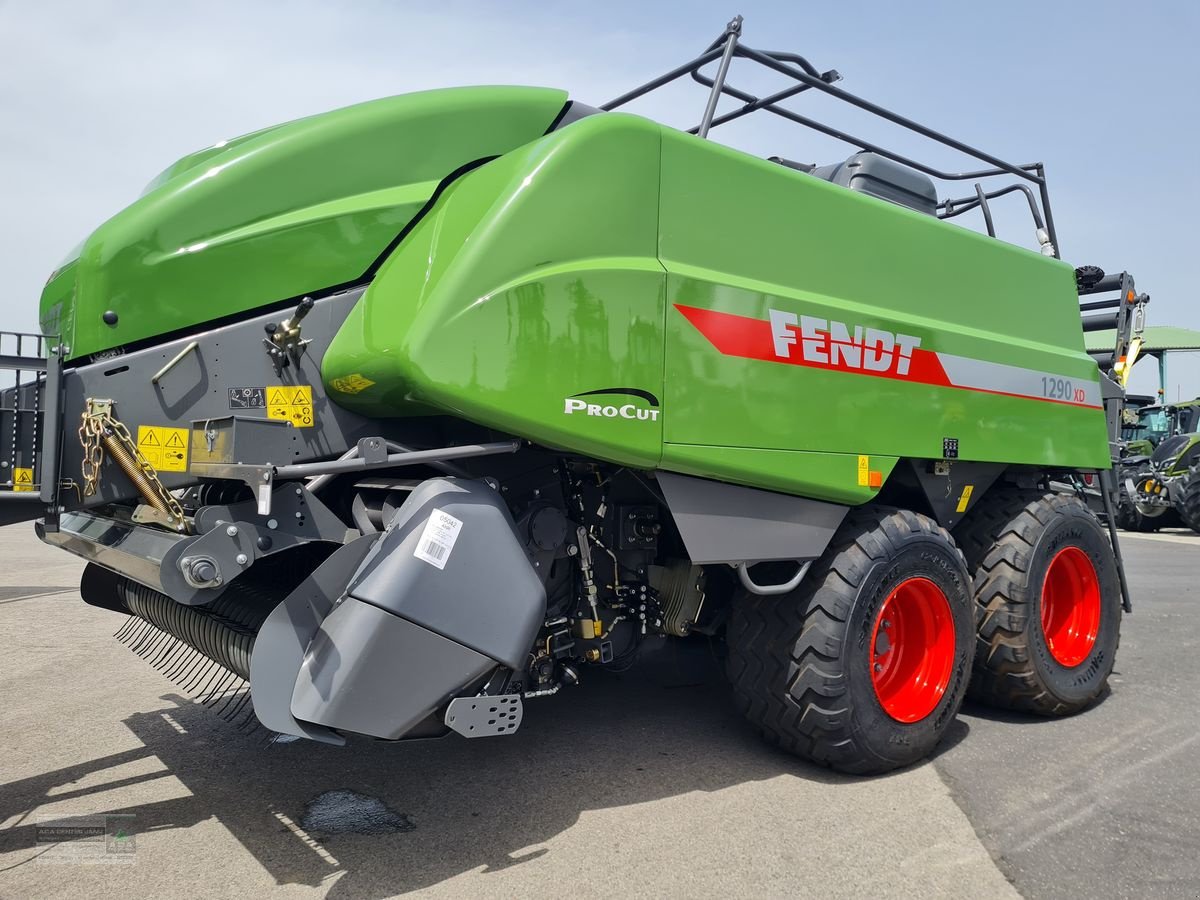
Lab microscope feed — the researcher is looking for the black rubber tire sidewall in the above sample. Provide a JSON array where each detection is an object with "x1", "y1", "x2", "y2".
[
  {"x1": 1023, "y1": 504, "x2": 1121, "y2": 706},
  {"x1": 838, "y1": 534, "x2": 974, "y2": 769}
]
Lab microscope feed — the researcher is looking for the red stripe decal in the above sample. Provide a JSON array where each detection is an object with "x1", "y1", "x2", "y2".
[
  {"x1": 673, "y1": 303, "x2": 1101, "y2": 409},
  {"x1": 674, "y1": 304, "x2": 950, "y2": 387}
]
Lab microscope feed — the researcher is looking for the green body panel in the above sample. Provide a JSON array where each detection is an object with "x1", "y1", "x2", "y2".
[
  {"x1": 324, "y1": 112, "x2": 1110, "y2": 501},
  {"x1": 1165, "y1": 435, "x2": 1200, "y2": 477},
  {"x1": 324, "y1": 114, "x2": 667, "y2": 469},
  {"x1": 656, "y1": 130, "x2": 1107, "y2": 471},
  {"x1": 40, "y1": 86, "x2": 567, "y2": 359},
  {"x1": 40, "y1": 86, "x2": 1111, "y2": 504}
]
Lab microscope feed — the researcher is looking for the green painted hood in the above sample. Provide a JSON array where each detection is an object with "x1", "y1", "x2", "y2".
[{"x1": 40, "y1": 86, "x2": 568, "y2": 360}]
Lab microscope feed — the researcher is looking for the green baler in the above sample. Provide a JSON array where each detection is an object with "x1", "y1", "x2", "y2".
[{"x1": 0, "y1": 19, "x2": 1147, "y2": 773}]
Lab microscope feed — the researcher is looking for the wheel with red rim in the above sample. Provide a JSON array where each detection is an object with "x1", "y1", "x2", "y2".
[
  {"x1": 956, "y1": 489, "x2": 1121, "y2": 716},
  {"x1": 870, "y1": 577, "x2": 956, "y2": 723},
  {"x1": 1040, "y1": 547, "x2": 1100, "y2": 667},
  {"x1": 726, "y1": 507, "x2": 974, "y2": 775}
]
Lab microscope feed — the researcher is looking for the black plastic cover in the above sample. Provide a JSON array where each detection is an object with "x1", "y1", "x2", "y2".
[{"x1": 811, "y1": 151, "x2": 938, "y2": 216}]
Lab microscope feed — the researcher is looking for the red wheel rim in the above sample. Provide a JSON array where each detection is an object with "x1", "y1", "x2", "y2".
[
  {"x1": 869, "y1": 577, "x2": 956, "y2": 723},
  {"x1": 1041, "y1": 546, "x2": 1100, "y2": 667}
]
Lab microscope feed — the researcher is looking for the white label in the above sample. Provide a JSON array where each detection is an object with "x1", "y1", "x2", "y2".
[{"x1": 413, "y1": 508, "x2": 463, "y2": 570}]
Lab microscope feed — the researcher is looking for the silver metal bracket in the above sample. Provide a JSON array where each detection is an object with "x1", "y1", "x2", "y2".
[
  {"x1": 445, "y1": 695, "x2": 523, "y2": 738},
  {"x1": 734, "y1": 560, "x2": 812, "y2": 596}
]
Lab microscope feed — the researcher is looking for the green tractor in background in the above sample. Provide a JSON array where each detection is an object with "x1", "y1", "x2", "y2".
[
  {"x1": 1116, "y1": 399, "x2": 1200, "y2": 532},
  {"x1": 1118, "y1": 394, "x2": 1161, "y2": 456}
]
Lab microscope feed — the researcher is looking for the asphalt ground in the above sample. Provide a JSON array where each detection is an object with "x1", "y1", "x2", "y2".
[{"x1": 0, "y1": 522, "x2": 1196, "y2": 899}]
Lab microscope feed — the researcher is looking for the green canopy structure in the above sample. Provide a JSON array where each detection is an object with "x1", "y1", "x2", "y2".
[{"x1": 1086, "y1": 325, "x2": 1200, "y2": 395}]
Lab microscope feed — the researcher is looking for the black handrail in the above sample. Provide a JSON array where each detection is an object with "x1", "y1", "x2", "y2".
[{"x1": 603, "y1": 16, "x2": 1061, "y2": 256}]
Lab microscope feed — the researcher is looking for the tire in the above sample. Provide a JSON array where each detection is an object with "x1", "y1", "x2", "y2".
[
  {"x1": 726, "y1": 507, "x2": 974, "y2": 775},
  {"x1": 1115, "y1": 467, "x2": 1162, "y2": 532},
  {"x1": 1113, "y1": 494, "x2": 1145, "y2": 532},
  {"x1": 1179, "y1": 465, "x2": 1200, "y2": 534},
  {"x1": 955, "y1": 489, "x2": 1121, "y2": 715}
]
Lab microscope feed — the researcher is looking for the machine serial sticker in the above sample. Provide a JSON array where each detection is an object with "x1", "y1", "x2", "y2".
[
  {"x1": 266, "y1": 385, "x2": 314, "y2": 428},
  {"x1": 136, "y1": 425, "x2": 189, "y2": 472},
  {"x1": 414, "y1": 508, "x2": 463, "y2": 570},
  {"x1": 330, "y1": 373, "x2": 376, "y2": 395},
  {"x1": 12, "y1": 467, "x2": 34, "y2": 491},
  {"x1": 857, "y1": 455, "x2": 870, "y2": 487},
  {"x1": 956, "y1": 485, "x2": 975, "y2": 513},
  {"x1": 228, "y1": 387, "x2": 266, "y2": 409}
]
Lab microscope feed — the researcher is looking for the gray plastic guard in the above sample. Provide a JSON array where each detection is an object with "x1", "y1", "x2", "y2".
[
  {"x1": 346, "y1": 478, "x2": 546, "y2": 670},
  {"x1": 284, "y1": 478, "x2": 545, "y2": 742},
  {"x1": 248, "y1": 535, "x2": 380, "y2": 744},
  {"x1": 291, "y1": 595, "x2": 496, "y2": 740},
  {"x1": 657, "y1": 471, "x2": 848, "y2": 565},
  {"x1": 812, "y1": 151, "x2": 938, "y2": 216}
]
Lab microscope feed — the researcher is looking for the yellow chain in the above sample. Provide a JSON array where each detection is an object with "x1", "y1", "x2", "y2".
[
  {"x1": 78, "y1": 400, "x2": 188, "y2": 530},
  {"x1": 78, "y1": 407, "x2": 106, "y2": 497}
]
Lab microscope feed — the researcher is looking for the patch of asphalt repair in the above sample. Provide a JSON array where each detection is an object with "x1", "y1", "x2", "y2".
[{"x1": 301, "y1": 790, "x2": 416, "y2": 836}]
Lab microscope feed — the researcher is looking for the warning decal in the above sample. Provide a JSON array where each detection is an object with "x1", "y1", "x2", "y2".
[
  {"x1": 857, "y1": 455, "x2": 870, "y2": 487},
  {"x1": 956, "y1": 485, "x2": 974, "y2": 513},
  {"x1": 267, "y1": 385, "x2": 314, "y2": 428},
  {"x1": 331, "y1": 373, "x2": 376, "y2": 395},
  {"x1": 228, "y1": 387, "x2": 266, "y2": 409},
  {"x1": 12, "y1": 467, "x2": 34, "y2": 492},
  {"x1": 137, "y1": 425, "x2": 189, "y2": 472}
]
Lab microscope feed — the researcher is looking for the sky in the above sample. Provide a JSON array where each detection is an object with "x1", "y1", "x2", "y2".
[{"x1": 1, "y1": 0, "x2": 1196, "y2": 397}]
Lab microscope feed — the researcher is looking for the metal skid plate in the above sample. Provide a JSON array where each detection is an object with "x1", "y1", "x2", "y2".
[{"x1": 445, "y1": 695, "x2": 523, "y2": 738}]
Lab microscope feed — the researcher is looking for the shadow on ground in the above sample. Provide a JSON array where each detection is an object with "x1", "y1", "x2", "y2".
[{"x1": 0, "y1": 641, "x2": 968, "y2": 897}]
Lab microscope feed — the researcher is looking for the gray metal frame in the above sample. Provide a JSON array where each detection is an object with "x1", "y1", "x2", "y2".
[
  {"x1": 604, "y1": 15, "x2": 1061, "y2": 254},
  {"x1": 0, "y1": 331, "x2": 61, "y2": 520}
]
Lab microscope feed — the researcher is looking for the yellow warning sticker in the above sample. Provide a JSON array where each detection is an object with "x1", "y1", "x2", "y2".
[
  {"x1": 12, "y1": 467, "x2": 34, "y2": 492},
  {"x1": 137, "y1": 425, "x2": 190, "y2": 472},
  {"x1": 267, "y1": 385, "x2": 314, "y2": 428},
  {"x1": 330, "y1": 373, "x2": 376, "y2": 395},
  {"x1": 857, "y1": 455, "x2": 870, "y2": 487},
  {"x1": 956, "y1": 484, "x2": 975, "y2": 513}
]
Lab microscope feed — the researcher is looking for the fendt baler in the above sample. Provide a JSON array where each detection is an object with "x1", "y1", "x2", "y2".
[{"x1": 1, "y1": 19, "x2": 1149, "y2": 773}]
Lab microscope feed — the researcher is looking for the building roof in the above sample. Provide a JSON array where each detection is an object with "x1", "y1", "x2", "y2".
[{"x1": 1085, "y1": 325, "x2": 1200, "y2": 354}]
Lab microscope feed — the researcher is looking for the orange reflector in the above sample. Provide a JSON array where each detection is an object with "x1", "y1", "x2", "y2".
[
  {"x1": 868, "y1": 470, "x2": 883, "y2": 489},
  {"x1": 1127, "y1": 290, "x2": 1135, "y2": 302}
]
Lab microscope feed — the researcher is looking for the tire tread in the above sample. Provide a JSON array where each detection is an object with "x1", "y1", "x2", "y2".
[
  {"x1": 727, "y1": 506, "x2": 967, "y2": 774},
  {"x1": 956, "y1": 487, "x2": 1118, "y2": 715}
]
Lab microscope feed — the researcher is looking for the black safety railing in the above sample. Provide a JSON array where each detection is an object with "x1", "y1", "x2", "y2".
[
  {"x1": 603, "y1": 16, "x2": 1060, "y2": 256},
  {"x1": 0, "y1": 331, "x2": 61, "y2": 507}
]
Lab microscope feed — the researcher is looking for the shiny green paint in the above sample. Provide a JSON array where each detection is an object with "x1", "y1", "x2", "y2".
[
  {"x1": 42, "y1": 86, "x2": 567, "y2": 360},
  {"x1": 327, "y1": 112, "x2": 1108, "y2": 501},
  {"x1": 42, "y1": 82, "x2": 1111, "y2": 503},
  {"x1": 657, "y1": 128, "x2": 1109, "y2": 472},
  {"x1": 38, "y1": 257, "x2": 78, "y2": 344},
  {"x1": 323, "y1": 114, "x2": 667, "y2": 469}
]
